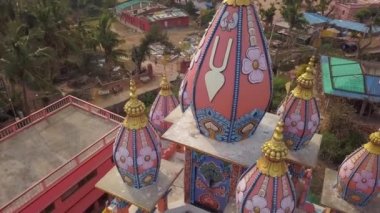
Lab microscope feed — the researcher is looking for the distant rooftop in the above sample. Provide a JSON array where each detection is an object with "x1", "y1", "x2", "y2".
[
  {"x1": 145, "y1": 8, "x2": 188, "y2": 22},
  {"x1": 321, "y1": 55, "x2": 380, "y2": 102},
  {"x1": 0, "y1": 96, "x2": 122, "y2": 210}
]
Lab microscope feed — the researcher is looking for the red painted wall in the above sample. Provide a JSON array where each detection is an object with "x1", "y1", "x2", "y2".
[
  {"x1": 19, "y1": 140, "x2": 115, "y2": 213},
  {"x1": 120, "y1": 12, "x2": 189, "y2": 31}
]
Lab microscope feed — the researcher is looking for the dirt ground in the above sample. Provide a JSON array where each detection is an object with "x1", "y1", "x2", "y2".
[{"x1": 111, "y1": 21, "x2": 201, "y2": 51}]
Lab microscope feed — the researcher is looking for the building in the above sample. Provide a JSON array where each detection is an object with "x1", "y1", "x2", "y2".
[
  {"x1": 0, "y1": 96, "x2": 123, "y2": 212},
  {"x1": 116, "y1": 0, "x2": 189, "y2": 31},
  {"x1": 330, "y1": 0, "x2": 380, "y2": 21}
]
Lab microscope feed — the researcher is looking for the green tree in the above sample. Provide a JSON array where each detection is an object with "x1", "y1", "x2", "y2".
[
  {"x1": 355, "y1": 7, "x2": 380, "y2": 57},
  {"x1": 199, "y1": 9, "x2": 215, "y2": 27},
  {"x1": 95, "y1": 12, "x2": 125, "y2": 72},
  {"x1": 259, "y1": 3, "x2": 276, "y2": 29},
  {"x1": 184, "y1": 1, "x2": 197, "y2": 17},
  {"x1": 0, "y1": 24, "x2": 52, "y2": 114},
  {"x1": 132, "y1": 25, "x2": 174, "y2": 73},
  {"x1": 316, "y1": 0, "x2": 332, "y2": 16},
  {"x1": 281, "y1": 0, "x2": 307, "y2": 46}
]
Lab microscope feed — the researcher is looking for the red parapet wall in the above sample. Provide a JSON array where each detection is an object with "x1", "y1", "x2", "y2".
[
  {"x1": 0, "y1": 96, "x2": 124, "y2": 213},
  {"x1": 0, "y1": 95, "x2": 124, "y2": 142}
]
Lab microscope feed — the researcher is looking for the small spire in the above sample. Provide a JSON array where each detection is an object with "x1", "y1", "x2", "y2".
[
  {"x1": 292, "y1": 56, "x2": 315, "y2": 100},
  {"x1": 123, "y1": 79, "x2": 148, "y2": 129},
  {"x1": 257, "y1": 121, "x2": 289, "y2": 177},
  {"x1": 223, "y1": 0, "x2": 251, "y2": 6},
  {"x1": 363, "y1": 129, "x2": 380, "y2": 155},
  {"x1": 159, "y1": 73, "x2": 172, "y2": 96}
]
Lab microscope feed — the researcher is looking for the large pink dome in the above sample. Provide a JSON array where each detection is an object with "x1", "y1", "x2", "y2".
[
  {"x1": 113, "y1": 80, "x2": 161, "y2": 189},
  {"x1": 277, "y1": 57, "x2": 320, "y2": 150},
  {"x1": 236, "y1": 121, "x2": 296, "y2": 212},
  {"x1": 180, "y1": 0, "x2": 273, "y2": 143},
  {"x1": 149, "y1": 74, "x2": 179, "y2": 134},
  {"x1": 337, "y1": 130, "x2": 380, "y2": 206}
]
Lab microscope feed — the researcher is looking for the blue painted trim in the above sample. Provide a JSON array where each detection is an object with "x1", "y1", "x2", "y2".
[
  {"x1": 228, "y1": 7, "x2": 243, "y2": 142},
  {"x1": 342, "y1": 151, "x2": 369, "y2": 199},
  {"x1": 132, "y1": 130, "x2": 141, "y2": 188},
  {"x1": 273, "y1": 177, "x2": 278, "y2": 212},
  {"x1": 251, "y1": 4, "x2": 273, "y2": 112},
  {"x1": 191, "y1": 4, "x2": 227, "y2": 129}
]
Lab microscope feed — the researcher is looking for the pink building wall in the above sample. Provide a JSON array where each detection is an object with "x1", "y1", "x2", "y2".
[{"x1": 332, "y1": 0, "x2": 380, "y2": 21}]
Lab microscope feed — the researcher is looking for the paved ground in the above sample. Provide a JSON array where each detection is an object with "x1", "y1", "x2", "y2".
[{"x1": 0, "y1": 106, "x2": 117, "y2": 207}]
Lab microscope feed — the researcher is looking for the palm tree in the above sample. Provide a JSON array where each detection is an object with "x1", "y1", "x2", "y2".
[
  {"x1": 131, "y1": 25, "x2": 174, "y2": 73},
  {"x1": 94, "y1": 12, "x2": 125, "y2": 73},
  {"x1": 259, "y1": 3, "x2": 276, "y2": 30},
  {"x1": 280, "y1": 0, "x2": 307, "y2": 46},
  {"x1": 0, "y1": 24, "x2": 52, "y2": 114}
]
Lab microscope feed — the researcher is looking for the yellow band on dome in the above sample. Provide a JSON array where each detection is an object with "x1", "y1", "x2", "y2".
[
  {"x1": 223, "y1": 0, "x2": 251, "y2": 6},
  {"x1": 364, "y1": 130, "x2": 380, "y2": 155},
  {"x1": 159, "y1": 73, "x2": 172, "y2": 96},
  {"x1": 292, "y1": 57, "x2": 315, "y2": 100}
]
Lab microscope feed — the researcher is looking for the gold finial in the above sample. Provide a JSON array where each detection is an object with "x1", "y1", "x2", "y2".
[
  {"x1": 223, "y1": 0, "x2": 251, "y2": 6},
  {"x1": 123, "y1": 79, "x2": 148, "y2": 129},
  {"x1": 257, "y1": 121, "x2": 289, "y2": 177},
  {"x1": 292, "y1": 56, "x2": 315, "y2": 100},
  {"x1": 159, "y1": 73, "x2": 172, "y2": 96},
  {"x1": 363, "y1": 129, "x2": 380, "y2": 155}
]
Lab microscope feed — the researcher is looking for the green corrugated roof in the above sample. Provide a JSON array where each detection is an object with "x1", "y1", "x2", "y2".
[
  {"x1": 320, "y1": 55, "x2": 380, "y2": 102},
  {"x1": 115, "y1": 0, "x2": 152, "y2": 12}
]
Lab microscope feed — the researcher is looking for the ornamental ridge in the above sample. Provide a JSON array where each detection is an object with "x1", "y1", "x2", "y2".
[
  {"x1": 123, "y1": 79, "x2": 148, "y2": 129},
  {"x1": 292, "y1": 56, "x2": 316, "y2": 100},
  {"x1": 363, "y1": 129, "x2": 380, "y2": 155},
  {"x1": 257, "y1": 121, "x2": 289, "y2": 177},
  {"x1": 159, "y1": 73, "x2": 172, "y2": 96}
]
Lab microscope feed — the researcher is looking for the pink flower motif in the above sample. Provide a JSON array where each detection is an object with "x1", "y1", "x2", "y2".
[
  {"x1": 353, "y1": 170, "x2": 375, "y2": 191},
  {"x1": 137, "y1": 146, "x2": 157, "y2": 169},
  {"x1": 115, "y1": 148, "x2": 133, "y2": 170},
  {"x1": 179, "y1": 81, "x2": 191, "y2": 107},
  {"x1": 285, "y1": 113, "x2": 305, "y2": 134},
  {"x1": 152, "y1": 111, "x2": 164, "y2": 126},
  {"x1": 242, "y1": 47, "x2": 267, "y2": 84},
  {"x1": 339, "y1": 160, "x2": 355, "y2": 179},
  {"x1": 307, "y1": 113, "x2": 319, "y2": 133},
  {"x1": 245, "y1": 195, "x2": 270, "y2": 213},
  {"x1": 236, "y1": 178, "x2": 247, "y2": 204},
  {"x1": 276, "y1": 196, "x2": 295, "y2": 213}
]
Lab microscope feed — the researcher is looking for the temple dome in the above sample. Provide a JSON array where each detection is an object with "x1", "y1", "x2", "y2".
[
  {"x1": 236, "y1": 121, "x2": 296, "y2": 212},
  {"x1": 277, "y1": 57, "x2": 320, "y2": 150},
  {"x1": 337, "y1": 129, "x2": 380, "y2": 206},
  {"x1": 179, "y1": 0, "x2": 273, "y2": 142},
  {"x1": 113, "y1": 80, "x2": 161, "y2": 189},
  {"x1": 149, "y1": 73, "x2": 179, "y2": 134}
]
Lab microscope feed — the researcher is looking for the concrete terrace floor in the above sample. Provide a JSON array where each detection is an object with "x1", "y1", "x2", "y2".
[{"x1": 0, "y1": 106, "x2": 118, "y2": 207}]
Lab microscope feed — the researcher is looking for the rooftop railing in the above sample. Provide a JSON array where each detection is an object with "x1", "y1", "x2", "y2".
[
  {"x1": 0, "y1": 95, "x2": 124, "y2": 142},
  {"x1": 0, "y1": 95, "x2": 124, "y2": 212},
  {"x1": 1, "y1": 126, "x2": 120, "y2": 213}
]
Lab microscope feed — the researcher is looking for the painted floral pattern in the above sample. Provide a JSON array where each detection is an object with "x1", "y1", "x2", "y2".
[
  {"x1": 245, "y1": 195, "x2": 270, "y2": 213},
  {"x1": 285, "y1": 113, "x2": 305, "y2": 134},
  {"x1": 115, "y1": 148, "x2": 133, "y2": 170},
  {"x1": 353, "y1": 170, "x2": 375, "y2": 191},
  {"x1": 276, "y1": 196, "x2": 295, "y2": 213},
  {"x1": 151, "y1": 111, "x2": 164, "y2": 127},
  {"x1": 242, "y1": 47, "x2": 267, "y2": 84},
  {"x1": 339, "y1": 160, "x2": 355, "y2": 179},
  {"x1": 307, "y1": 113, "x2": 319, "y2": 133},
  {"x1": 236, "y1": 178, "x2": 247, "y2": 204},
  {"x1": 137, "y1": 146, "x2": 157, "y2": 169}
]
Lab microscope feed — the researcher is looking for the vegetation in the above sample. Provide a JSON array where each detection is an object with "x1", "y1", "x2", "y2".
[
  {"x1": 0, "y1": 0, "x2": 123, "y2": 116},
  {"x1": 259, "y1": 3, "x2": 276, "y2": 30},
  {"x1": 319, "y1": 98, "x2": 366, "y2": 165},
  {"x1": 132, "y1": 25, "x2": 174, "y2": 73},
  {"x1": 270, "y1": 75, "x2": 288, "y2": 112},
  {"x1": 355, "y1": 7, "x2": 380, "y2": 58},
  {"x1": 199, "y1": 9, "x2": 215, "y2": 27}
]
